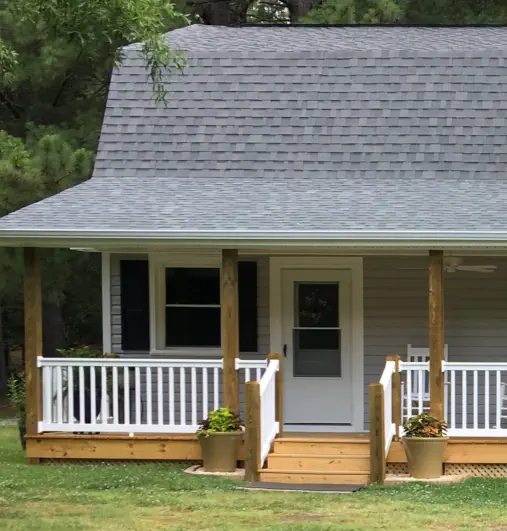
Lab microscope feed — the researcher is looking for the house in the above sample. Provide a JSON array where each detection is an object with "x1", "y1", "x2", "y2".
[{"x1": 2, "y1": 25, "x2": 507, "y2": 484}]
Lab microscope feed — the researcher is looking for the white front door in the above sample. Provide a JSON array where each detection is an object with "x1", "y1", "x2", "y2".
[{"x1": 282, "y1": 269, "x2": 353, "y2": 430}]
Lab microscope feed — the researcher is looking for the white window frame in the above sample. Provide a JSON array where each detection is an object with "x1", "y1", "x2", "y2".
[{"x1": 149, "y1": 252, "x2": 223, "y2": 356}]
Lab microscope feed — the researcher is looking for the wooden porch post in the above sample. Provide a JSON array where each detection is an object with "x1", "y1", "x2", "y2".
[
  {"x1": 369, "y1": 382, "x2": 386, "y2": 485},
  {"x1": 24, "y1": 248, "x2": 42, "y2": 462},
  {"x1": 244, "y1": 381, "x2": 261, "y2": 482},
  {"x1": 429, "y1": 250, "x2": 445, "y2": 419},
  {"x1": 221, "y1": 249, "x2": 239, "y2": 413}
]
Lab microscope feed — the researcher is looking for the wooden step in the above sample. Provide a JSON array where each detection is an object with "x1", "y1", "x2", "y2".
[
  {"x1": 259, "y1": 469, "x2": 370, "y2": 485},
  {"x1": 272, "y1": 438, "x2": 369, "y2": 456},
  {"x1": 267, "y1": 453, "x2": 370, "y2": 472}
]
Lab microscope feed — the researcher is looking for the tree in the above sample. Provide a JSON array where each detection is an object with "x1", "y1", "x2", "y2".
[{"x1": 0, "y1": 0, "x2": 188, "y2": 143}]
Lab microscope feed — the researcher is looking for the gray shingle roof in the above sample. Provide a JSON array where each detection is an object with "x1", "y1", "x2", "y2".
[{"x1": 3, "y1": 25, "x2": 507, "y2": 241}]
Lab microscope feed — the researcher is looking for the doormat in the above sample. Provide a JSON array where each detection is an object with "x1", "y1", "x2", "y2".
[{"x1": 241, "y1": 482, "x2": 364, "y2": 493}]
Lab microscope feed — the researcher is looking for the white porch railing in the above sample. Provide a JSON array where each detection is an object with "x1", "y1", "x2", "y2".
[
  {"x1": 38, "y1": 357, "x2": 266, "y2": 434},
  {"x1": 444, "y1": 362, "x2": 507, "y2": 436},
  {"x1": 399, "y1": 360, "x2": 507, "y2": 437},
  {"x1": 379, "y1": 359, "x2": 397, "y2": 455},
  {"x1": 258, "y1": 357, "x2": 280, "y2": 466}
]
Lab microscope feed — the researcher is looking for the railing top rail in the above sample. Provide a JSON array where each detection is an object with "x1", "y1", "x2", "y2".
[
  {"x1": 379, "y1": 360, "x2": 396, "y2": 388},
  {"x1": 236, "y1": 359, "x2": 268, "y2": 370},
  {"x1": 443, "y1": 361, "x2": 507, "y2": 370},
  {"x1": 259, "y1": 359, "x2": 279, "y2": 395},
  {"x1": 399, "y1": 361, "x2": 429, "y2": 370},
  {"x1": 37, "y1": 357, "x2": 224, "y2": 368}
]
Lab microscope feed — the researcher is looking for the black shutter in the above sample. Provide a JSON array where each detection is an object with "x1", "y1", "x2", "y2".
[
  {"x1": 238, "y1": 261, "x2": 258, "y2": 352},
  {"x1": 120, "y1": 260, "x2": 150, "y2": 351}
]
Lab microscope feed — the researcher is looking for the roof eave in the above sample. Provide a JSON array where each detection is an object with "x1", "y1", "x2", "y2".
[{"x1": 1, "y1": 229, "x2": 507, "y2": 249}]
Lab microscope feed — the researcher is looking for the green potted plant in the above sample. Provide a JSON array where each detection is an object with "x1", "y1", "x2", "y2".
[
  {"x1": 8, "y1": 372, "x2": 26, "y2": 449},
  {"x1": 402, "y1": 413, "x2": 448, "y2": 478},
  {"x1": 197, "y1": 408, "x2": 243, "y2": 472}
]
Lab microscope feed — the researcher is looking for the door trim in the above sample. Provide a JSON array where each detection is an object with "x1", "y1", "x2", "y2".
[{"x1": 269, "y1": 256, "x2": 364, "y2": 432}]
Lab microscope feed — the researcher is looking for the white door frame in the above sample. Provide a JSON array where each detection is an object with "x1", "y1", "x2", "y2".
[{"x1": 269, "y1": 256, "x2": 364, "y2": 432}]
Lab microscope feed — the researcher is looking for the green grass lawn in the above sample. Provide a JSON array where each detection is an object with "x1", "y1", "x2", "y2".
[{"x1": 1, "y1": 427, "x2": 507, "y2": 531}]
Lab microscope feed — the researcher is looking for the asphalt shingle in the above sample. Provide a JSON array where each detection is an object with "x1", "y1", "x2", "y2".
[{"x1": 2, "y1": 25, "x2": 507, "y2": 235}]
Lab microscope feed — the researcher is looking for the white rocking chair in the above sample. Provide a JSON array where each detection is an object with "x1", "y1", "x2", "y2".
[{"x1": 404, "y1": 344, "x2": 449, "y2": 418}]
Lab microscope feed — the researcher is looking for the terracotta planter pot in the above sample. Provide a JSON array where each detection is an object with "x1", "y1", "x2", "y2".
[
  {"x1": 402, "y1": 436, "x2": 448, "y2": 478},
  {"x1": 198, "y1": 432, "x2": 242, "y2": 472}
]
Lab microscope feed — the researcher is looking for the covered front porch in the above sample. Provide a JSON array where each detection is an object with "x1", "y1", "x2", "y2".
[{"x1": 21, "y1": 246, "x2": 507, "y2": 483}]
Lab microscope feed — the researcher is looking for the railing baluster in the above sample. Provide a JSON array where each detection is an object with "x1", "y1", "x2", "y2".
[
  {"x1": 202, "y1": 368, "x2": 208, "y2": 420},
  {"x1": 56, "y1": 366, "x2": 63, "y2": 424},
  {"x1": 180, "y1": 367, "x2": 186, "y2": 425},
  {"x1": 90, "y1": 366, "x2": 96, "y2": 424},
  {"x1": 169, "y1": 367, "x2": 175, "y2": 426},
  {"x1": 146, "y1": 367, "x2": 152, "y2": 425},
  {"x1": 67, "y1": 366, "x2": 74, "y2": 424},
  {"x1": 406, "y1": 368, "x2": 412, "y2": 419},
  {"x1": 245, "y1": 368, "x2": 251, "y2": 383},
  {"x1": 473, "y1": 370, "x2": 478, "y2": 430},
  {"x1": 135, "y1": 367, "x2": 141, "y2": 425},
  {"x1": 43, "y1": 366, "x2": 52, "y2": 425},
  {"x1": 462, "y1": 370, "x2": 467, "y2": 430},
  {"x1": 124, "y1": 366, "x2": 130, "y2": 426},
  {"x1": 79, "y1": 366, "x2": 85, "y2": 425},
  {"x1": 191, "y1": 367, "x2": 197, "y2": 427},
  {"x1": 257, "y1": 368, "x2": 261, "y2": 381},
  {"x1": 101, "y1": 366, "x2": 107, "y2": 423},
  {"x1": 157, "y1": 366, "x2": 163, "y2": 425},
  {"x1": 418, "y1": 368, "x2": 423, "y2": 414},
  {"x1": 497, "y1": 370, "x2": 502, "y2": 430},
  {"x1": 485, "y1": 370, "x2": 490, "y2": 430},
  {"x1": 112, "y1": 366, "x2": 119, "y2": 425},
  {"x1": 213, "y1": 367, "x2": 219, "y2": 410},
  {"x1": 450, "y1": 370, "x2": 456, "y2": 430}
]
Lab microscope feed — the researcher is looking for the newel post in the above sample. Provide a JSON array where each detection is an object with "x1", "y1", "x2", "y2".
[
  {"x1": 24, "y1": 248, "x2": 43, "y2": 463},
  {"x1": 267, "y1": 353, "x2": 283, "y2": 434},
  {"x1": 369, "y1": 382, "x2": 386, "y2": 485},
  {"x1": 429, "y1": 250, "x2": 445, "y2": 420},
  {"x1": 221, "y1": 249, "x2": 240, "y2": 413},
  {"x1": 244, "y1": 381, "x2": 261, "y2": 482},
  {"x1": 386, "y1": 355, "x2": 402, "y2": 438}
]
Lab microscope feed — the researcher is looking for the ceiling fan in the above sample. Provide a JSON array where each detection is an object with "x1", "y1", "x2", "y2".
[{"x1": 399, "y1": 257, "x2": 497, "y2": 274}]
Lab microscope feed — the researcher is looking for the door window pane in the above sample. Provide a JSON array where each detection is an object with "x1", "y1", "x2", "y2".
[
  {"x1": 293, "y1": 329, "x2": 341, "y2": 377},
  {"x1": 296, "y1": 282, "x2": 339, "y2": 328}
]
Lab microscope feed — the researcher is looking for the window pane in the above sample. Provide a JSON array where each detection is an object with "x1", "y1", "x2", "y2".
[
  {"x1": 293, "y1": 329, "x2": 341, "y2": 377},
  {"x1": 166, "y1": 307, "x2": 221, "y2": 347},
  {"x1": 296, "y1": 282, "x2": 339, "y2": 328},
  {"x1": 166, "y1": 268, "x2": 219, "y2": 305}
]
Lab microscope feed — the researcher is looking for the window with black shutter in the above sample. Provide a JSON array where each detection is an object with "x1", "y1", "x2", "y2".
[{"x1": 164, "y1": 262, "x2": 257, "y2": 351}]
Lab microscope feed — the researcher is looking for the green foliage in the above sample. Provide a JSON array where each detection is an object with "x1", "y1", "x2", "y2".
[
  {"x1": 303, "y1": 0, "x2": 403, "y2": 24},
  {"x1": 197, "y1": 408, "x2": 242, "y2": 437},
  {"x1": 403, "y1": 413, "x2": 447, "y2": 438},
  {"x1": 56, "y1": 345, "x2": 118, "y2": 358},
  {"x1": 7, "y1": 372, "x2": 25, "y2": 424},
  {"x1": 0, "y1": 0, "x2": 188, "y2": 139}
]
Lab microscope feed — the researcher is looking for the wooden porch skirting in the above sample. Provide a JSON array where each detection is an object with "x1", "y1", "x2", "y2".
[
  {"x1": 26, "y1": 433, "x2": 245, "y2": 462},
  {"x1": 27, "y1": 433, "x2": 507, "y2": 479}
]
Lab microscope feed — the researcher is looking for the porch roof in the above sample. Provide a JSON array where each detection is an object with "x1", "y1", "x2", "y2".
[
  {"x1": 3, "y1": 25, "x2": 507, "y2": 247},
  {"x1": 1, "y1": 174, "x2": 507, "y2": 247}
]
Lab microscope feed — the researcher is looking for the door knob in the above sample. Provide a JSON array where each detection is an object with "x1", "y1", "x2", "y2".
[{"x1": 283, "y1": 344, "x2": 287, "y2": 357}]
